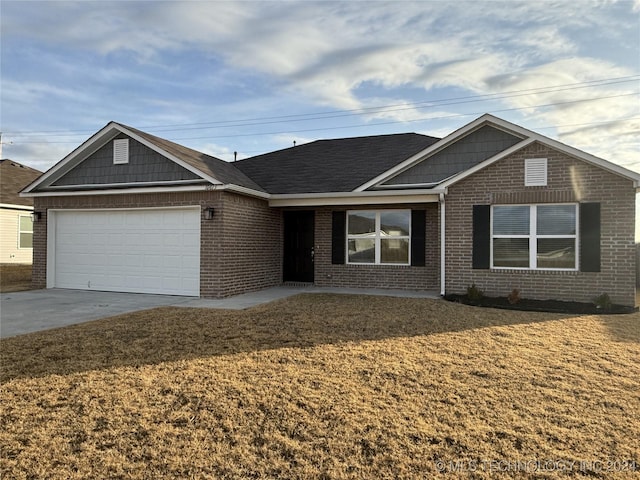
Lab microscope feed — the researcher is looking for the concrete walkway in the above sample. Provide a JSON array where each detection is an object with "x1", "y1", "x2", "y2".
[
  {"x1": 177, "y1": 285, "x2": 440, "y2": 309},
  {"x1": 0, "y1": 286, "x2": 440, "y2": 338}
]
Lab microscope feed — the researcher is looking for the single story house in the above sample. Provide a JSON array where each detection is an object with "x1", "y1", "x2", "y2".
[
  {"x1": 0, "y1": 159, "x2": 42, "y2": 264},
  {"x1": 21, "y1": 114, "x2": 639, "y2": 307}
]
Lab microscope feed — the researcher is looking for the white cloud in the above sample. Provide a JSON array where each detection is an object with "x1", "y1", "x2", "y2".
[
  {"x1": 197, "y1": 142, "x2": 237, "y2": 162},
  {"x1": 2, "y1": 141, "x2": 75, "y2": 172},
  {"x1": 2, "y1": 0, "x2": 638, "y2": 168}
]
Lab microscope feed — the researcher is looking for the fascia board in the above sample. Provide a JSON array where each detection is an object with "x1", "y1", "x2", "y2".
[
  {"x1": 22, "y1": 185, "x2": 213, "y2": 197},
  {"x1": 269, "y1": 189, "x2": 442, "y2": 207},
  {"x1": 21, "y1": 183, "x2": 271, "y2": 200},
  {"x1": 438, "y1": 138, "x2": 536, "y2": 189},
  {"x1": 354, "y1": 114, "x2": 500, "y2": 192},
  {"x1": 21, "y1": 122, "x2": 120, "y2": 193},
  {"x1": 0, "y1": 203, "x2": 34, "y2": 211},
  {"x1": 359, "y1": 112, "x2": 640, "y2": 193},
  {"x1": 478, "y1": 115, "x2": 640, "y2": 183},
  {"x1": 22, "y1": 123, "x2": 223, "y2": 194}
]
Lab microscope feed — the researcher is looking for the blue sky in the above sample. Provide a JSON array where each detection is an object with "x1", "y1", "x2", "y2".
[{"x1": 1, "y1": 2, "x2": 638, "y2": 187}]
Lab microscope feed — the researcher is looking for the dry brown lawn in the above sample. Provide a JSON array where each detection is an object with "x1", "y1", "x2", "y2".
[
  {"x1": 1, "y1": 294, "x2": 638, "y2": 479},
  {"x1": 0, "y1": 264, "x2": 33, "y2": 293}
]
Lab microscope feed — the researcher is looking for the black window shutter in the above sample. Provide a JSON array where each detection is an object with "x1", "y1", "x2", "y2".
[
  {"x1": 411, "y1": 210, "x2": 426, "y2": 266},
  {"x1": 472, "y1": 205, "x2": 491, "y2": 269},
  {"x1": 580, "y1": 203, "x2": 600, "y2": 272},
  {"x1": 331, "y1": 211, "x2": 346, "y2": 265}
]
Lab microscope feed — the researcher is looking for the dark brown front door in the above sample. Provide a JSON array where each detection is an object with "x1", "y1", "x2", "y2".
[{"x1": 283, "y1": 211, "x2": 315, "y2": 283}]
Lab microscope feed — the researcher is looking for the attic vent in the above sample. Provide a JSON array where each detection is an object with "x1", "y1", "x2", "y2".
[
  {"x1": 113, "y1": 139, "x2": 129, "y2": 165},
  {"x1": 525, "y1": 158, "x2": 547, "y2": 186}
]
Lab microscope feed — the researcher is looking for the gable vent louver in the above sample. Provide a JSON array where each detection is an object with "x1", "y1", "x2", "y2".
[
  {"x1": 113, "y1": 139, "x2": 129, "y2": 165},
  {"x1": 525, "y1": 158, "x2": 547, "y2": 186}
]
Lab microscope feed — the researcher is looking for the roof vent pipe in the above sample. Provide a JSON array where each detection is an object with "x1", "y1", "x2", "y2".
[
  {"x1": 293, "y1": 141, "x2": 296, "y2": 147},
  {"x1": 234, "y1": 151, "x2": 237, "y2": 162}
]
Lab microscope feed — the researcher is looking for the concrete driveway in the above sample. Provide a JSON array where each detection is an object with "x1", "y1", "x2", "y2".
[
  {"x1": 0, "y1": 289, "x2": 192, "y2": 338},
  {"x1": 1, "y1": 286, "x2": 440, "y2": 338}
]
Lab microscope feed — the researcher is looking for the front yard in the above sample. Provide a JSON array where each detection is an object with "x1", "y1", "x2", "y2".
[
  {"x1": 1, "y1": 294, "x2": 638, "y2": 479},
  {"x1": 0, "y1": 264, "x2": 32, "y2": 293}
]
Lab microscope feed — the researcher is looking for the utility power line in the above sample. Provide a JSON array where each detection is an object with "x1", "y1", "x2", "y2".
[{"x1": 4, "y1": 75, "x2": 639, "y2": 138}]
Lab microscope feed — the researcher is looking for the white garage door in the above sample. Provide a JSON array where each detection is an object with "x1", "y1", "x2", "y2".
[{"x1": 51, "y1": 208, "x2": 200, "y2": 296}]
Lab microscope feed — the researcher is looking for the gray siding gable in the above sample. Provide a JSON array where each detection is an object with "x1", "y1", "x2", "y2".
[
  {"x1": 51, "y1": 134, "x2": 202, "y2": 186},
  {"x1": 383, "y1": 125, "x2": 523, "y2": 186}
]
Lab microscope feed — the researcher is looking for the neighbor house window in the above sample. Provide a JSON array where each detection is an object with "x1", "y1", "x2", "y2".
[
  {"x1": 492, "y1": 204, "x2": 577, "y2": 270},
  {"x1": 18, "y1": 215, "x2": 33, "y2": 249},
  {"x1": 347, "y1": 210, "x2": 410, "y2": 265}
]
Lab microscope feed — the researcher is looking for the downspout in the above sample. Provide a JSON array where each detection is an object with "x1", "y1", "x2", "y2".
[{"x1": 439, "y1": 192, "x2": 446, "y2": 297}]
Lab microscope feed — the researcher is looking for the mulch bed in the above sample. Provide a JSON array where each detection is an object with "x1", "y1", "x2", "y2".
[{"x1": 444, "y1": 293, "x2": 637, "y2": 314}]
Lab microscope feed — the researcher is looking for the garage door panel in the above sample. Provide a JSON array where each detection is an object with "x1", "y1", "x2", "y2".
[{"x1": 53, "y1": 208, "x2": 200, "y2": 296}]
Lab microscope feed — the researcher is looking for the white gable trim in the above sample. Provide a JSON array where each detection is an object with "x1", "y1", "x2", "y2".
[
  {"x1": 21, "y1": 122, "x2": 222, "y2": 194},
  {"x1": 479, "y1": 115, "x2": 640, "y2": 186},
  {"x1": 438, "y1": 138, "x2": 536, "y2": 189},
  {"x1": 354, "y1": 114, "x2": 519, "y2": 192},
  {"x1": 21, "y1": 183, "x2": 270, "y2": 200},
  {"x1": 355, "y1": 113, "x2": 640, "y2": 192}
]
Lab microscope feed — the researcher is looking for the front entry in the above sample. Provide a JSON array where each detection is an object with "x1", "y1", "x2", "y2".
[{"x1": 283, "y1": 210, "x2": 315, "y2": 283}]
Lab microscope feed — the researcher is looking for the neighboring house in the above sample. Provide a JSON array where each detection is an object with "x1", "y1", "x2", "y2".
[
  {"x1": 0, "y1": 160, "x2": 42, "y2": 264},
  {"x1": 21, "y1": 114, "x2": 639, "y2": 307}
]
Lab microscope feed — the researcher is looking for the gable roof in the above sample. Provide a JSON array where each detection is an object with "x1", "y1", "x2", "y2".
[
  {"x1": 359, "y1": 114, "x2": 640, "y2": 191},
  {"x1": 121, "y1": 124, "x2": 265, "y2": 192},
  {"x1": 0, "y1": 159, "x2": 42, "y2": 206},
  {"x1": 234, "y1": 133, "x2": 440, "y2": 194},
  {"x1": 23, "y1": 122, "x2": 265, "y2": 194},
  {"x1": 21, "y1": 113, "x2": 640, "y2": 200}
]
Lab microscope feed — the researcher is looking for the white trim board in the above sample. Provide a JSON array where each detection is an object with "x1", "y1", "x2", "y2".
[
  {"x1": 22, "y1": 122, "x2": 223, "y2": 194},
  {"x1": 21, "y1": 183, "x2": 270, "y2": 200},
  {"x1": 355, "y1": 114, "x2": 640, "y2": 191},
  {"x1": 0, "y1": 203, "x2": 34, "y2": 211}
]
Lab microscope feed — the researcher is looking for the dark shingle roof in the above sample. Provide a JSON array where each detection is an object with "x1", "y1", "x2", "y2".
[
  {"x1": 0, "y1": 160, "x2": 42, "y2": 206},
  {"x1": 234, "y1": 133, "x2": 440, "y2": 194},
  {"x1": 120, "y1": 124, "x2": 266, "y2": 192}
]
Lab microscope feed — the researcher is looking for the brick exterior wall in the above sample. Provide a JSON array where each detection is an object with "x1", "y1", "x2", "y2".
[
  {"x1": 31, "y1": 141, "x2": 636, "y2": 307},
  {"x1": 445, "y1": 142, "x2": 637, "y2": 307},
  {"x1": 32, "y1": 190, "x2": 282, "y2": 298},
  {"x1": 217, "y1": 192, "x2": 282, "y2": 297},
  {"x1": 313, "y1": 204, "x2": 440, "y2": 291}
]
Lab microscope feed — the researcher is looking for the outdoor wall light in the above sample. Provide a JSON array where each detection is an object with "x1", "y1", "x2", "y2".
[
  {"x1": 31, "y1": 211, "x2": 42, "y2": 222},
  {"x1": 204, "y1": 207, "x2": 215, "y2": 220}
]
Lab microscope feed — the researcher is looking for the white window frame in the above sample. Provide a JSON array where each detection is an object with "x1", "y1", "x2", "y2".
[
  {"x1": 18, "y1": 214, "x2": 33, "y2": 249},
  {"x1": 491, "y1": 203, "x2": 578, "y2": 271},
  {"x1": 113, "y1": 138, "x2": 129, "y2": 165},
  {"x1": 346, "y1": 209, "x2": 411, "y2": 265}
]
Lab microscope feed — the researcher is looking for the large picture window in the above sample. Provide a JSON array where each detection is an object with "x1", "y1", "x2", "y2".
[
  {"x1": 347, "y1": 210, "x2": 411, "y2": 265},
  {"x1": 18, "y1": 215, "x2": 33, "y2": 249},
  {"x1": 492, "y1": 204, "x2": 577, "y2": 270}
]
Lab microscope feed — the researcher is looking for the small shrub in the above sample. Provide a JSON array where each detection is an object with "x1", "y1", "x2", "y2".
[
  {"x1": 593, "y1": 293, "x2": 612, "y2": 311},
  {"x1": 507, "y1": 288, "x2": 521, "y2": 305},
  {"x1": 467, "y1": 284, "x2": 484, "y2": 301}
]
